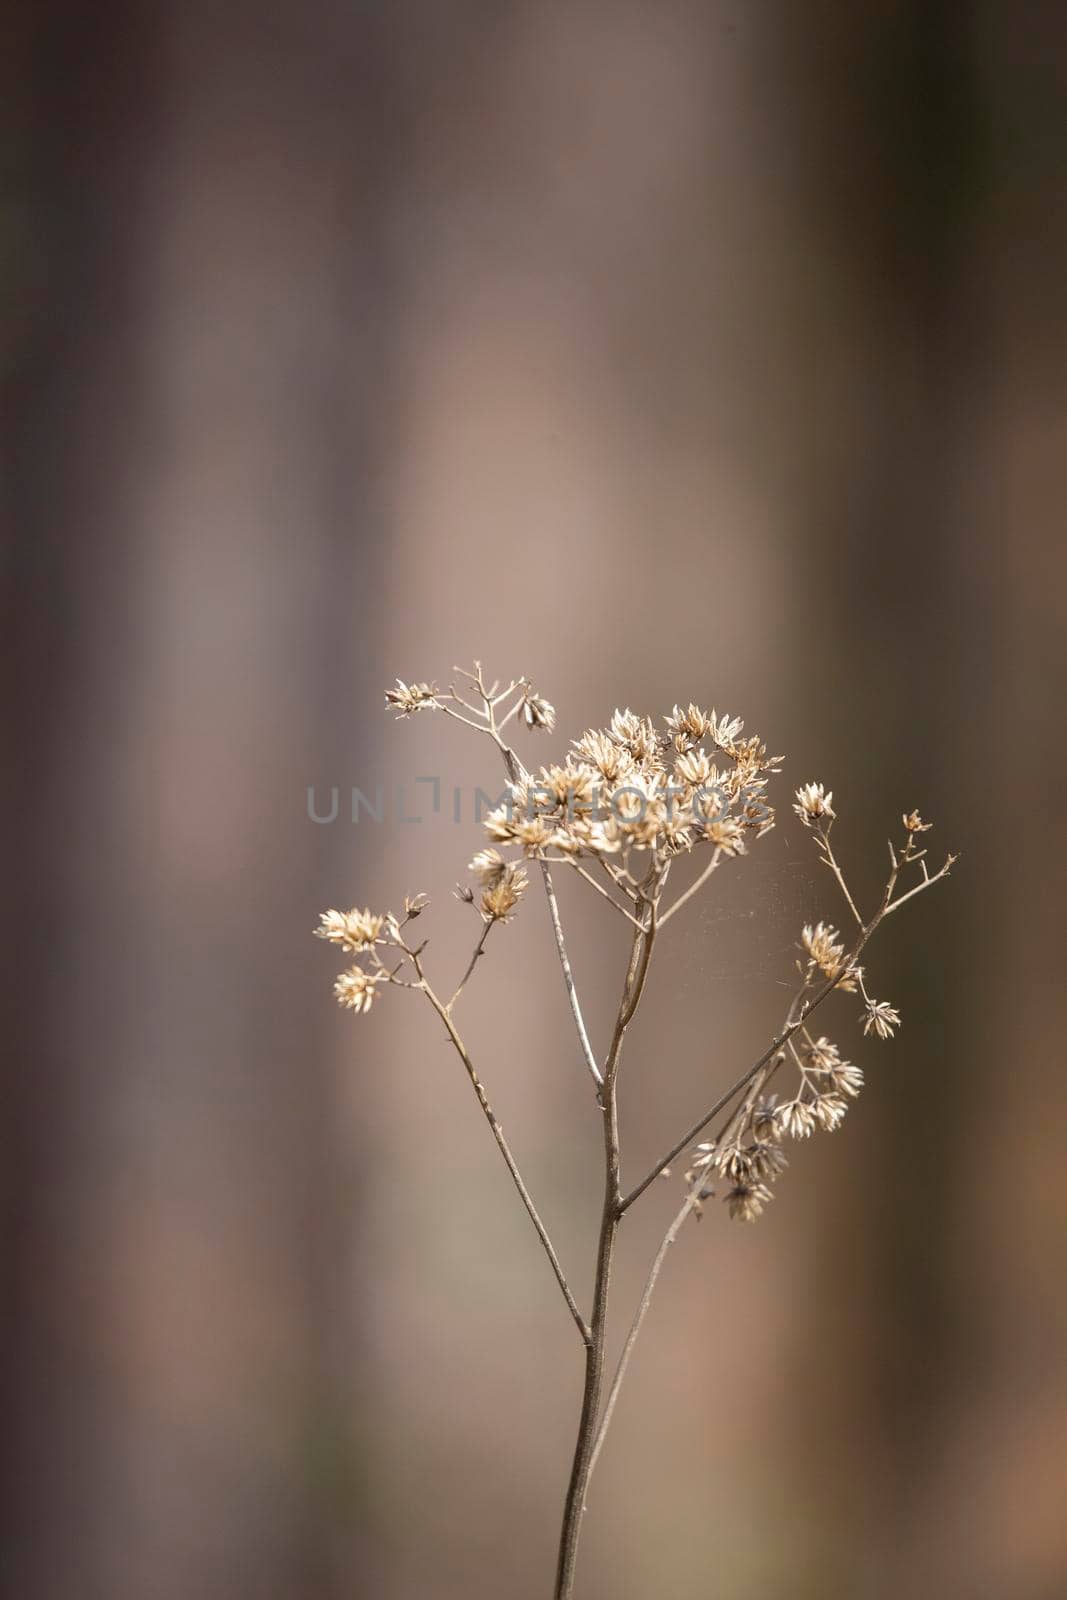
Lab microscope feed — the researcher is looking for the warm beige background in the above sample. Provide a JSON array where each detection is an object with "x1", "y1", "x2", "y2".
[{"x1": 8, "y1": 3, "x2": 1067, "y2": 1597}]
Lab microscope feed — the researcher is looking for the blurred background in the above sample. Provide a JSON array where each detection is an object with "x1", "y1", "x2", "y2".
[{"x1": 6, "y1": 2, "x2": 1067, "y2": 1597}]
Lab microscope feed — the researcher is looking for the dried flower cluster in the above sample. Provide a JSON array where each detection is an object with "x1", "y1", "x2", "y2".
[
  {"x1": 315, "y1": 662, "x2": 957, "y2": 1600},
  {"x1": 477, "y1": 702, "x2": 779, "y2": 874}
]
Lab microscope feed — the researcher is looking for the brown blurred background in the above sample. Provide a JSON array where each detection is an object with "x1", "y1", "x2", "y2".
[{"x1": 5, "y1": 2, "x2": 1067, "y2": 1597}]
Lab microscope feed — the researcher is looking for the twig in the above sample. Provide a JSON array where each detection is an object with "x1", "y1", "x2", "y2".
[
  {"x1": 618, "y1": 923, "x2": 876, "y2": 1215},
  {"x1": 815, "y1": 823, "x2": 864, "y2": 929},
  {"x1": 447, "y1": 919, "x2": 493, "y2": 1011},
  {"x1": 659, "y1": 848, "x2": 722, "y2": 927},
  {"x1": 885, "y1": 853, "x2": 957, "y2": 915},
  {"x1": 560, "y1": 860, "x2": 645, "y2": 928},
  {"x1": 590, "y1": 973, "x2": 810, "y2": 1472},
  {"x1": 411, "y1": 950, "x2": 591, "y2": 1345},
  {"x1": 539, "y1": 862, "x2": 604, "y2": 1092},
  {"x1": 587, "y1": 1182, "x2": 702, "y2": 1480}
]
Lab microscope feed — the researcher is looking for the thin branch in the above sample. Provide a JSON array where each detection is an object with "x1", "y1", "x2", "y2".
[
  {"x1": 447, "y1": 919, "x2": 494, "y2": 1011},
  {"x1": 597, "y1": 856, "x2": 639, "y2": 901},
  {"x1": 490, "y1": 678, "x2": 523, "y2": 707},
  {"x1": 461, "y1": 684, "x2": 605, "y2": 1100},
  {"x1": 885, "y1": 853, "x2": 957, "y2": 915},
  {"x1": 438, "y1": 703, "x2": 490, "y2": 735},
  {"x1": 560, "y1": 860, "x2": 645, "y2": 928},
  {"x1": 587, "y1": 1182, "x2": 702, "y2": 1481},
  {"x1": 617, "y1": 932, "x2": 874, "y2": 1215},
  {"x1": 539, "y1": 862, "x2": 604, "y2": 1091},
  {"x1": 590, "y1": 970, "x2": 810, "y2": 1472},
  {"x1": 658, "y1": 848, "x2": 722, "y2": 927},
  {"x1": 816, "y1": 823, "x2": 864, "y2": 929},
  {"x1": 411, "y1": 951, "x2": 591, "y2": 1345},
  {"x1": 620, "y1": 833, "x2": 955, "y2": 1214}
]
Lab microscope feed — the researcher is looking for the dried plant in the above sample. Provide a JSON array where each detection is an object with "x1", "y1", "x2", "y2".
[{"x1": 316, "y1": 663, "x2": 957, "y2": 1598}]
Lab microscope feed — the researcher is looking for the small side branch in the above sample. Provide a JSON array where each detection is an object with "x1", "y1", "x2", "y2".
[
  {"x1": 618, "y1": 934, "x2": 873, "y2": 1215},
  {"x1": 815, "y1": 823, "x2": 864, "y2": 929},
  {"x1": 413, "y1": 955, "x2": 591, "y2": 1345},
  {"x1": 885, "y1": 852, "x2": 958, "y2": 915},
  {"x1": 659, "y1": 849, "x2": 722, "y2": 927},
  {"x1": 447, "y1": 919, "x2": 494, "y2": 1011},
  {"x1": 540, "y1": 862, "x2": 604, "y2": 1091},
  {"x1": 560, "y1": 860, "x2": 645, "y2": 928},
  {"x1": 587, "y1": 1183, "x2": 702, "y2": 1480}
]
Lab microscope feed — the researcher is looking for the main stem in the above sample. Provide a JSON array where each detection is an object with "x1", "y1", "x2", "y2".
[
  {"x1": 553, "y1": 1080, "x2": 619, "y2": 1600},
  {"x1": 554, "y1": 915, "x2": 654, "y2": 1600}
]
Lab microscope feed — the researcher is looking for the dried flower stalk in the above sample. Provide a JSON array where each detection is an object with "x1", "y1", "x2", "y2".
[{"x1": 316, "y1": 664, "x2": 957, "y2": 1598}]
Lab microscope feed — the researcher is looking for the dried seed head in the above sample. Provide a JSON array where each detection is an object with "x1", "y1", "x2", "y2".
[
  {"x1": 813, "y1": 1092, "x2": 849, "y2": 1132},
  {"x1": 725, "y1": 1181, "x2": 773, "y2": 1223},
  {"x1": 521, "y1": 689, "x2": 556, "y2": 732},
  {"x1": 315, "y1": 907, "x2": 385, "y2": 953},
  {"x1": 831, "y1": 1060, "x2": 865, "y2": 1097},
  {"x1": 775, "y1": 1099, "x2": 817, "y2": 1140},
  {"x1": 570, "y1": 729, "x2": 634, "y2": 784},
  {"x1": 703, "y1": 816, "x2": 747, "y2": 855},
  {"x1": 708, "y1": 712, "x2": 744, "y2": 753},
  {"x1": 469, "y1": 848, "x2": 508, "y2": 886},
  {"x1": 716, "y1": 1144, "x2": 752, "y2": 1182},
  {"x1": 805, "y1": 1037, "x2": 864, "y2": 1098},
  {"x1": 665, "y1": 703, "x2": 714, "y2": 743},
  {"x1": 793, "y1": 781, "x2": 835, "y2": 825},
  {"x1": 801, "y1": 922, "x2": 860, "y2": 991},
  {"x1": 385, "y1": 679, "x2": 438, "y2": 716},
  {"x1": 903, "y1": 810, "x2": 933, "y2": 833},
  {"x1": 512, "y1": 816, "x2": 556, "y2": 852},
  {"x1": 862, "y1": 999, "x2": 901, "y2": 1040},
  {"x1": 674, "y1": 747, "x2": 716, "y2": 787},
  {"x1": 747, "y1": 1141, "x2": 789, "y2": 1181},
  {"x1": 753, "y1": 1097, "x2": 781, "y2": 1141},
  {"x1": 333, "y1": 966, "x2": 385, "y2": 1013},
  {"x1": 480, "y1": 865, "x2": 528, "y2": 923}
]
